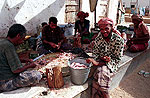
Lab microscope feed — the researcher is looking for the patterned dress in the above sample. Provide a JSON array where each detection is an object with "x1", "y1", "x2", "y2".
[{"x1": 91, "y1": 32, "x2": 124, "y2": 98}]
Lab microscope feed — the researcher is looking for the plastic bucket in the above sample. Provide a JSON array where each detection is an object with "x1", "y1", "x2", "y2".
[{"x1": 68, "y1": 58, "x2": 92, "y2": 85}]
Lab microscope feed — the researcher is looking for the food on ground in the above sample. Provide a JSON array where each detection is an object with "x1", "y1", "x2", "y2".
[
  {"x1": 70, "y1": 62, "x2": 88, "y2": 69},
  {"x1": 34, "y1": 53, "x2": 75, "y2": 73}
]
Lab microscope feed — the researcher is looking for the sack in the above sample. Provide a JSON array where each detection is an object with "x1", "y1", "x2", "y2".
[
  {"x1": 53, "y1": 66, "x2": 64, "y2": 88},
  {"x1": 46, "y1": 66, "x2": 64, "y2": 88}
]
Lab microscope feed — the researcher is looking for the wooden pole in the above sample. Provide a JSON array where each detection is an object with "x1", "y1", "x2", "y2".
[
  {"x1": 136, "y1": 0, "x2": 138, "y2": 14},
  {"x1": 94, "y1": 8, "x2": 96, "y2": 28},
  {"x1": 79, "y1": 0, "x2": 80, "y2": 11}
]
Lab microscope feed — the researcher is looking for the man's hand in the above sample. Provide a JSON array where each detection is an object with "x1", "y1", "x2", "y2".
[
  {"x1": 26, "y1": 59, "x2": 33, "y2": 63},
  {"x1": 57, "y1": 42, "x2": 61, "y2": 49},
  {"x1": 88, "y1": 41, "x2": 95, "y2": 49},
  {"x1": 25, "y1": 59, "x2": 36, "y2": 68},
  {"x1": 100, "y1": 56, "x2": 111, "y2": 62},
  {"x1": 13, "y1": 61, "x2": 37, "y2": 73},
  {"x1": 26, "y1": 62, "x2": 36, "y2": 68},
  {"x1": 86, "y1": 58, "x2": 99, "y2": 66},
  {"x1": 49, "y1": 42, "x2": 57, "y2": 48}
]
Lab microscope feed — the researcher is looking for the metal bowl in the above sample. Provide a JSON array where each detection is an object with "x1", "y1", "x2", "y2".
[{"x1": 68, "y1": 57, "x2": 92, "y2": 85}]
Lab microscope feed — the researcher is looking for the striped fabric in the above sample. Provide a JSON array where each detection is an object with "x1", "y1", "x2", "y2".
[{"x1": 92, "y1": 66, "x2": 113, "y2": 98}]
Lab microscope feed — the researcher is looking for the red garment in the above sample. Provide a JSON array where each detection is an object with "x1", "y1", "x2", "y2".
[
  {"x1": 128, "y1": 22, "x2": 149, "y2": 52},
  {"x1": 77, "y1": 11, "x2": 89, "y2": 18},
  {"x1": 129, "y1": 42, "x2": 148, "y2": 52},
  {"x1": 131, "y1": 14, "x2": 143, "y2": 22},
  {"x1": 98, "y1": 18, "x2": 113, "y2": 26},
  {"x1": 134, "y1": 22, "x2": 149, "y2": 38}
]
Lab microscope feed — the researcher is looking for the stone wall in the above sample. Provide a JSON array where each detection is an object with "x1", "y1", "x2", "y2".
[{"x1": 0, "y1": 0, "x2": 66, "y2": 37}]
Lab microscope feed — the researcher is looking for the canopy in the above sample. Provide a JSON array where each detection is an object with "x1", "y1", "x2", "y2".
[{"x1": 89, "y1": 0, "x2": 98, "y2": 12}]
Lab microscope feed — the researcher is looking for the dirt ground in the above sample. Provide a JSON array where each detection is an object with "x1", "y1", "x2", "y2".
[{"x1": 110, "y1": 59, "x2": 150, "y2": 98}]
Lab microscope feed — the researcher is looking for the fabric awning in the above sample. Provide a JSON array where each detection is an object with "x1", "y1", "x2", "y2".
[{"x1": 89, "y1": 0, "x2": 98, "y2": 12}]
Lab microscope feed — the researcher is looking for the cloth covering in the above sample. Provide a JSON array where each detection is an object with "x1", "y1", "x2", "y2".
[
  {"x1": 0, "y1": 70, "x2": 42, "y2": 92},
  {"x1": 131, "y1": 14, "x2": 143, "y2": 22},
  {"x1": 77, "y1": 11, "x2": 89, "y2": 18},
  {"x1": 98, "y1": 18, "x2": 114, "y2": 26},
  {"x1": 89, "y1": 0, "x2": 98, "y2": 12}
]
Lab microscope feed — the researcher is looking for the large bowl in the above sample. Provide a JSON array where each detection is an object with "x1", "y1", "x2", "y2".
[{"x1": 68, "y1": 57, "x2": 92, "y2": 85}]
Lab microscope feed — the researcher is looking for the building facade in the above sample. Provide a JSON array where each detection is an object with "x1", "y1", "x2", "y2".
[
  {"x1": 122, "y1": 0, "x2": 150, "y2": 8},
  {"x1": 0, "y1": 0, "x2": 120, "y2": 37}
]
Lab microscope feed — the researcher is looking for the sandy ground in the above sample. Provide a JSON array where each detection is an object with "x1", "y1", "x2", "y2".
[{"x1": 110, "y1": 59, "x2": 150, "y2": 98}]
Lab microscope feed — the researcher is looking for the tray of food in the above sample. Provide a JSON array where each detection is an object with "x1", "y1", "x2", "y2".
[{"x1": 34, "y1": 52, "x2": 76, "y2": 77}]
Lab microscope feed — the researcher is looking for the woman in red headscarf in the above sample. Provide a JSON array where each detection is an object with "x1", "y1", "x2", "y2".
[
  {"x1": 74, "y1": 11, "x2": 93, "y2": 44},
  {"x1": 127, "y1": 14, "x2": 150, "y2": 52}
]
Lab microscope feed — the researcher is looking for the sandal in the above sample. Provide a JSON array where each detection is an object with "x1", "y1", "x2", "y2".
[
  {"x1": 138, "y1": 70, "x2": 150, "y2": 78},
  {"x1": 138, "y1": 70, "x2": 145, "y2": 75},
  {"x1": 143, "y1": 72, "x2": 150, "y2": 78}
]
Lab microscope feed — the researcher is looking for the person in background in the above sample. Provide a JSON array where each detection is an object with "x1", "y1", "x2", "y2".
[
  {"x1": 131, "y1": 6, "x2": 137, "y2": 15},
  {"x1": 86, "y1": 18, "x2": 124, "y2": 98},
  {"x1": 41, "y1": 17, "x2": 65, "y2": 53},
  {"x1": 127, "y1": 14, "x2": 149, "y2": 52},
  {"x1": 36, "y1": 22, "x2": 48, "y2": 52},
  {"x1": 74, "y1": 11, "x2": 93, "y2": 44},
  {"x1": 27, "y1": 22, "x2": 48, "y2": 51},
  {"x1": 36, "y1": 22, "x2": 48, "y2": 39},
  {"x1": 0, "y1": 24, "x2": 42, "y2": 92},
  {"x1": 41, "y1": 22, "x2": 48, "y2": 28}
]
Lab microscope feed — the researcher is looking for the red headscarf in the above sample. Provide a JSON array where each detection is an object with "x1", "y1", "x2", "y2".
[
  {"x1": 98, "y1": 18, "x2": 122, "y2": 36},
  {"x1": 77, "y1": 11, "x2": 89, "y2": 18},
  {"x1": 131, "y1": 14, "x2": 143, "y2": 22},
  {"x1": 98, "y1": 18, "x2": 114, "y2": 26}
]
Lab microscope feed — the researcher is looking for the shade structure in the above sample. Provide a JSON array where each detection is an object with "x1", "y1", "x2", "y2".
[{"x1": 89, "y1": 0, "x2": 98, "y2": 12}]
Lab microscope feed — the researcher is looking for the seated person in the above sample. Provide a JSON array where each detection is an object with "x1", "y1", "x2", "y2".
[
  {"x1": 41, "y1": 17, "x2": 65, "y2": 54},
  {"x1": 36, "y1": 22, "x2": 48, "y2": 52},
  {"x1": 86, "y1": 18, "x2": 124, "y2": 98},
  {"x1": 74, "y1": 11, "x2": 93, "y2": 44},
  {"x1": 27, "y1": 22, "x2": 47, "y2": 51},
  {"x1": 41, "y1": 22, "x2": 48, "y2": 28},
  {"x1": 0, "y1": 24, "x2": 42, "y2": 92},
  {"x1": 127, "y1": 14, "x2": 150, "y2": 52},
  {"x1": 36, "y1": 22, "x2": 48, "y2": 39}
]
